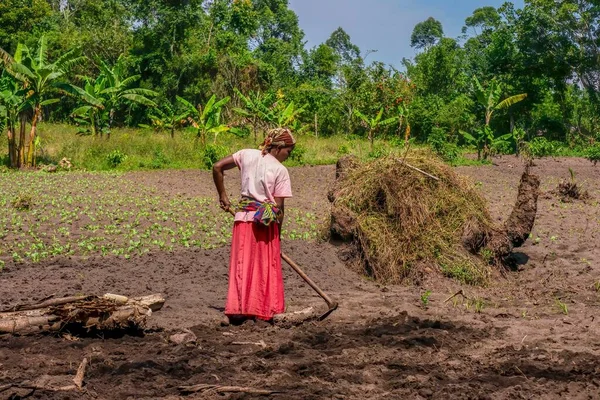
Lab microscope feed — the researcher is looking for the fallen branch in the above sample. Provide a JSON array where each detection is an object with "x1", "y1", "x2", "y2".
[
  {"x1": 444, "y1": 289, "x2": 470, "y2": 303},
  {"x1": 395, "y1": 158, "x2": 440, "y2": 181},
  {"x1": 179, "y1": 384, "x2": 278, "y2": 396},
  {"x1": 9, "y1": 296, "x2": 89, "y2": 312},
  {"x1": 231, "y1": 340, "x2": 267, "y2": 348}
]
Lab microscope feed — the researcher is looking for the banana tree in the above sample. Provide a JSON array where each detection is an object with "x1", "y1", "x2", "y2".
[
  {"x1": 0, "y1": 73, "x2": 30, "y2": 167},
  {"x1": 354, "y1": 108, "x2": 398, "y2": 151},
  {"x1": 469, "y1": 77, "x2": 527, "y2": 160},
  {"x1": 146, "y1": 100, "x2": 189, "y2": 139},
  {"x1": 460, "y1": 127, "x2": 512, "y2": 160},
  {"x1": 233, "y1": 89, "x2": 276, "y2": 142},
  {"x1": 177, "y1": 94, "x2": 230, "y2": 145},
  {"x1": 397, "y1": 103, "x2": 411, "y2": 144},
  {"x1": 60, "y1": 75, "x2": 106, "y2": 136},
  {"x1": 473, "y1": 77, "x2": 527, "y2": 127},
  {"x1": 60, "y1": 59, "x2": 157, "y2": 138},
  {"x1": 0, "y1": 36, "x2": 85, "y2": 167},
  {"x1": 274, "y1": 101, "x2": 305, "y2": 129},
  {"x1": 96, "y1": 56, "x2": 157, "y2": 138}
]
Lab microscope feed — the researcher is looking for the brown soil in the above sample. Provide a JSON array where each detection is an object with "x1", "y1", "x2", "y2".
[{"x1": 2, "y1": 157, "x2": 600, "y2": 399}]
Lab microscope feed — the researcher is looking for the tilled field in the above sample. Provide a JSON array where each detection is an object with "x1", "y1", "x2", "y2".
[{"x1": 1, "y1": 157, "x2": 600, "y2": 399}]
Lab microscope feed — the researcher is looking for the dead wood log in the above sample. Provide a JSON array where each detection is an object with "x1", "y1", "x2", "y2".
[{"x1": 0, "y1": 293, "x2": 165, "y2": 335}]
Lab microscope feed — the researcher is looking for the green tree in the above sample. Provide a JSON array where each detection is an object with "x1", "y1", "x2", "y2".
[
  {"x1": 411, "y1": 17, "x2": 444, "y2": 50},
  {"x1": 233, "y1": 89, "x2": 276, "y2": 142},
  {"x1": 0, "y1": 36, "x2": 84, "y2": 167},
  {"x1": 177, "y1": 94, "x2": 231, "y2": 145},
  {"x1": 145, "y1": 99, "x2": 189, "y2": 139},
  {"x1": 0, "y1": 0, "x2": 52, "y2": 54},
  {"x1": 325, "y1": 27, "x2": 360, "y2": 64},
  {"x1": 0, "y1": 73, "x2": 29, "y2": 167},
  {"x1": 96, "y1": 56, "x2": 157, "y2": 138},
  {"x1": 464, "y1": 77, "x2": 527, "y2": 160},
  {"x1": 62, "y1": 56, "x2": 157, "y2": 138},
  {"x1": 353, "y1": 108, "x2": 397, "y2": 151}
]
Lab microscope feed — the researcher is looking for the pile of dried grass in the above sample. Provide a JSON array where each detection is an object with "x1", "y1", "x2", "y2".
[{"x1": 329, "y1": 151, "x2": 539, "y2": 286}]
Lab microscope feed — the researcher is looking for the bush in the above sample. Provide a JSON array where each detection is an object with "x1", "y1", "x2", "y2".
[
  {"x1": 150, "y1": 149, "x2": 169, "y2": 169},
  {"x1": 202, "y1": 144, "x2": 228, "y2": 169},
  {"x1": 586, "y1": 144, "x2": 600, "y2": 165},
  {"x1": 106, "y1": 150, "x2": 128, "y2": 168},
  {"x1": 525, "y1": 137, "x2": 560, "y2": 158},
  {"x1": 289, "y1": 143, "x2": 307, "y2": 164},
  {"x1": 428, "y1": 127, "x2": 459, "y2": 163}
]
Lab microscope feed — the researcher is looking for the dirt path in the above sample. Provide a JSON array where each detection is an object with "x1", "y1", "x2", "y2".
[{"x1": 1, "y1": 157, "x2": 600, "y2": 399}]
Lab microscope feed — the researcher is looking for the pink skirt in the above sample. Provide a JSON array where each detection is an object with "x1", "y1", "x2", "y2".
[{"x1": 225, "y1": 221, "x2": 285, "y2": 320}]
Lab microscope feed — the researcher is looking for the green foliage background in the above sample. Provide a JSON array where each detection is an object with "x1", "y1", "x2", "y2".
[{"x1": 1, "y1": 0, "x2": 600, "y2": 168}]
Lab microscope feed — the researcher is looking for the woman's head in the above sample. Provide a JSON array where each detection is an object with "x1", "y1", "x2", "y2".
[{"x1": 260, "y1": 128, "x2": 296, "y2": 162}]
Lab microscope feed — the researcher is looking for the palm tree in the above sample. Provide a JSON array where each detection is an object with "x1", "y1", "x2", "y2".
[
  {"x1": 0, "y1": 36, "x2": 85, "y2": 167},
  {"x1": 177, "y1": 94, "x2": 230, "y2": 145},
  {"x1": 354, "y1": 108, "x2": 398, "y2": 151}
]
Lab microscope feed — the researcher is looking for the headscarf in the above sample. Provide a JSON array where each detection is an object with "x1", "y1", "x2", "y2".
[{"x1": 260, "y1": 128, "x2": 296, "y2": 156}]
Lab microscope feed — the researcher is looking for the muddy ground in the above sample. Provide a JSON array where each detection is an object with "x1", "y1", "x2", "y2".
[{"x1": 1, "y1": 157, "x2": 600, "y2": 399}]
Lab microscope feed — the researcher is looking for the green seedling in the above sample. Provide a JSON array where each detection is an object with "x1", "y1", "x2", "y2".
[
  {"x1": 474, "y1": 298, "x2": 485, "y2": 313},
  {"x1": 555, "y1": 299, "x2": 568, "y2": 315},
  {"x1": 420, "y1": 290, "x2": 432, "y2": 307}
]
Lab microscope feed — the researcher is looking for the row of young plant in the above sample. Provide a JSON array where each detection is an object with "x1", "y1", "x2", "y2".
[{"x1": 0, "y1": 171, "x2": 321, "y2": 264}]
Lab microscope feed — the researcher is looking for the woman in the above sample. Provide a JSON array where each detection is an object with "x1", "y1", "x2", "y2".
[{"x1": 212, "y1": 128, "x2": 296, "y2": 325}]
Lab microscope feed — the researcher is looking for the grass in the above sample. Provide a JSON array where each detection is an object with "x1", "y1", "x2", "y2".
[
  {"x1": 0, "y1": 123, "x2": 440, "y2": 171},
  {"x1": 555, "y1": 298, "x2": 569, "y2": 315}
]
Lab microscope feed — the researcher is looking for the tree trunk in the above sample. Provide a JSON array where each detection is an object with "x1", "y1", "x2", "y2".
[
  {"x1": 107, "y1": 108, "x2": 115, "y2": 140},
  {"x1": 7, "y1": 121, "x2": 17, "y2": 168},
  {"x1": 26, "y1": 104, "x2": 41, "y2": 167},
  {"x1": 0, "y1": 293, "x2": 165, "y2": 335},
  {"x1": 18, "y1": 113, "x2": 27, "y2": 167}
]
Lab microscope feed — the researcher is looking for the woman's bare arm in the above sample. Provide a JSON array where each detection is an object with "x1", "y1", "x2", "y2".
[
  {"x1": 275, "y1": 197, "x2": 285, "y2": 228},
  {"x1": 212, "y1": 155, "x2": 237, "y2": 210}
]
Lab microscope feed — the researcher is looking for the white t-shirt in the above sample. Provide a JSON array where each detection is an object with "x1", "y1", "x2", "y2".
[{"x1": 232, "y1": 149, "x2": 292, "y2": 222}]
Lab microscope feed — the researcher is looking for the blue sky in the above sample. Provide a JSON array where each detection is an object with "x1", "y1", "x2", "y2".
[{"x1": 288, "y1": 0, "x2": 525, "y2": 68}]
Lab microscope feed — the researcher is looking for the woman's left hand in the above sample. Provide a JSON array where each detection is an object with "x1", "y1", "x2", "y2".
[{"x1": 219, "y1": 195, "x2": 231, "y2": 211}]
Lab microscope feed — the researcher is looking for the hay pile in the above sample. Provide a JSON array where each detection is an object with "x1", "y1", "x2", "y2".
[{"x1": 328, "y1": 151, "x2": 539, "y2": 285}]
